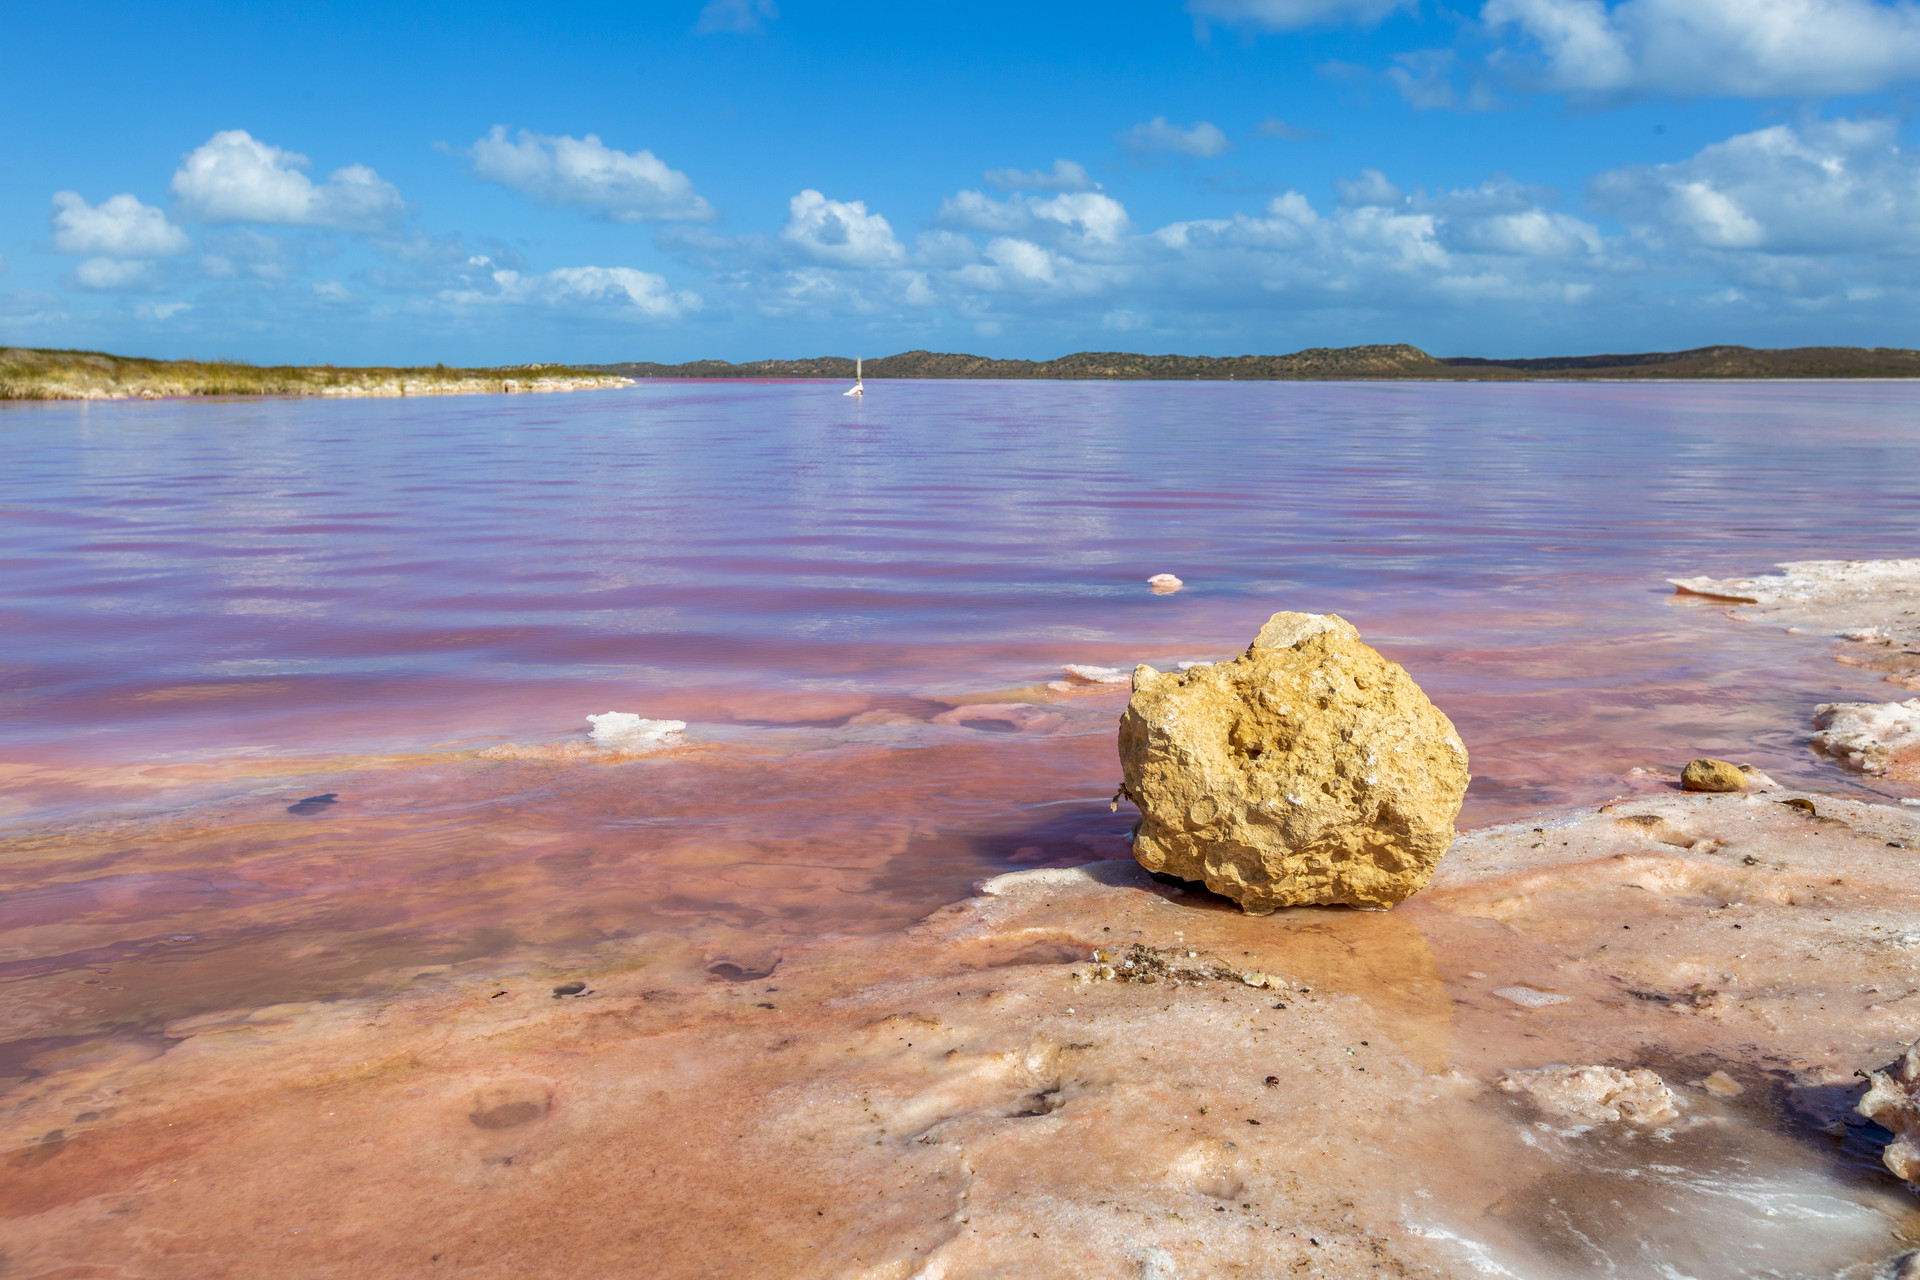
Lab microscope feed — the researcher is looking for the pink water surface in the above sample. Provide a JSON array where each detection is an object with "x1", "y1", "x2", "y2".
[{"x1": 2, "y1": 378, "x2": 1918, "y2": 1064}]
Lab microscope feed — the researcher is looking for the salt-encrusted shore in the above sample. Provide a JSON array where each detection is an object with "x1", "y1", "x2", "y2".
[
  {"x1": 9, "y1": 373, "x2": 633, "y2": 401},
  {"x1": 1674, "y1": 559, "x2": 1920, "y2": 781},
  {"x1": 0, "y1": 347, "x2": 633, "y2": 401},
  {"x1": 6, "y1": 780, "x2": 1920, "y2": 1278}
]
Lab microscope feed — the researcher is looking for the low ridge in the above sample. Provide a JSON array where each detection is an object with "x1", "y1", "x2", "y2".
[{"x1": 588, "y1": 343, "x2": 1920, "y2": 382}]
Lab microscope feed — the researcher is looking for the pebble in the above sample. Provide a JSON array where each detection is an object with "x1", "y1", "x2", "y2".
[{"x1": 1681, "y1": 759, "x2": 1748, "y2": 792}]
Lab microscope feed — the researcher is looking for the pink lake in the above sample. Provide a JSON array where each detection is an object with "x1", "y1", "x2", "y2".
[{"x1": 3, "y1": 378, "x2": 1919, "y2": 1067}]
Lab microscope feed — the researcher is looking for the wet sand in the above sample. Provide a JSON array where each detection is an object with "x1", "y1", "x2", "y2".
[{"x1": 6, "y1": 776, "x2": 1920, "y2": 1278}]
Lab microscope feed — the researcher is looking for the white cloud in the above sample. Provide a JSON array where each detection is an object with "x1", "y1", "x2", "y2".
[
  {"x1": 171, "y1": 130, "x2": 406, "y2": 230},
  {"x1": 50, "y1": 192, "x2": 191, "y2": 257},
  {"x1": 444, "y1": 264, "x2": 700, "y2": 320},
  {"x1": 1593, "y1": 117, "x2": 1920, "y2": 254},
  {"x1": 135, "y1": 301, "x2": 191, "y2": 321},
  {"x1": 1119, "y1": 117, "x2": 1233, "y2": 158},
  {"x1": 69, "y1": 258, "x2": 166, "y2": 292},
  {"x1": 937, "y1": 190, "x2": 1133, "y2": 248},
  {"x1": 1253, "y1": 117, "x2": 1322, "y2": 140},
  {"x1": 695, "y1": 0, "x2": 776, "y2": 33},
  {"x1": 984, "y1": 160, "x2": 1100, "y2": 192},
  {"x1": 1336, "y1": 169, "x2": 1406, "y2": 206},
  {"x1": 729, "y1": 163, "x2": 1621, "y2": 330},
  {"x1": 1484, "y1": 0, "x2": 1920, "y2": 96},
  {"x1": 469, "y1": 127, "x2": 715, "y2": 223},
  {"x1": 313, "y1": 280, "x2": 352, "y2": 300},
  {"x1": 1188, "y1": 0, "x2": 1413, "y2": 30},
  {"x1": 781, "y1": 190, "x2": 906, "y2": 267}
]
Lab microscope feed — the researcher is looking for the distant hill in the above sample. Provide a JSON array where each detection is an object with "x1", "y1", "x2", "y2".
[
  {"x1": 1439, "y1": 345, "x2": 1920, "y2": 379},
  {"x1": 587, "y1": 343, "x2": 1920, "y2": 382}
]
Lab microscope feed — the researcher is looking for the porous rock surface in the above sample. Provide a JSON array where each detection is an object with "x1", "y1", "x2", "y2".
[
  {"x1": 1119, "y1": 611, "x2": 1469, "y2": 912},
  {"x1": 1682, "y1": 758, "x2": 1749, "y2": 792}
]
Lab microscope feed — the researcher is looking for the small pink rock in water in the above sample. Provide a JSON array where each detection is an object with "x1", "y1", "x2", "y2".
[{"x1": 1147, "y1": 573, "x2": 1183, "y2": 594}]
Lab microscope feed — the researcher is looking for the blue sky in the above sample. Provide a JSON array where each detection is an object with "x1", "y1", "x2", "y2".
[{"x1": 5, "y1": 0, "x2": 1920, "y2": 364}]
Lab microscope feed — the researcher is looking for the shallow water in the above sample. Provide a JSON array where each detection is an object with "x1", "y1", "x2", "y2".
[
  {"x1": 4, "y1": 379, "x2": 1920, "y2": 1056},
  {"x1": 8, "y1": 380, "x2": 1920, "y2": 1274}
]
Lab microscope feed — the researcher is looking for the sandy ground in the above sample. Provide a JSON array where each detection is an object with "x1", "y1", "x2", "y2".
[{"x1": 5, "y1": 779, "x2": 1920, "y2": 1278}]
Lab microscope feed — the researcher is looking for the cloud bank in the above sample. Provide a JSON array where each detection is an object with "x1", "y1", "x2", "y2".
[
  {"x1": 470, "y1": 127, "x2": 716, "y2": 223},
  {"x1": 1484, "y1": 0, "x2": 1920, "y2": 97},
  {"x1": 171, "y1": 130, "x2": 406, "y2": 230}
]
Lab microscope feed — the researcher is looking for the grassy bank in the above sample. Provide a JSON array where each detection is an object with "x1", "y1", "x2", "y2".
[{"x1": 0, "y1": 348, "x2": 631, "y2": 401}]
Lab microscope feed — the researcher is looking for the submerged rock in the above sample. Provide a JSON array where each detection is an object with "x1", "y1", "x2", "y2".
[
  {"x1": 1858, "y1": 1043, "x2": 1920, "y2": 1182},
  {"x1": 1118, "y1": 611, "x2": 1469, "y2": 913},
  {"x1": 1682, "y1": 758, "x2": 1749, "y2": 792}
]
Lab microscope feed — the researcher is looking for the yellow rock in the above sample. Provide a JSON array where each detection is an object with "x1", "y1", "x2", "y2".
[
  {"x1": 1681, "y1": 758, "x2": 1748, "y2": 792},
  {"x1": 1119, "y1": 612, "x2": 1469, "y2": 913}
]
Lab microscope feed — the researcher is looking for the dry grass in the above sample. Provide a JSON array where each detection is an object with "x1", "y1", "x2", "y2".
[{"x1": 0, "y1": 348, "x2": 630, "y2": 401}]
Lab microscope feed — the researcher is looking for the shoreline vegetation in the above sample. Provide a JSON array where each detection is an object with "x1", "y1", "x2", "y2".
[
  {"x1": 592, "y1": 342, "x2": 1920, "y2": 382},
  {"x1": 9, "y1": 342, "x2": 1919, "y2": 403},
  {"x1": 0, "y1": 348, "x2": 632, "y2": 402}
]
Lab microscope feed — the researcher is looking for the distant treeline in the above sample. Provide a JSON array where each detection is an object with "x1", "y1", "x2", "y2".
[{"x1": 587, "y1": 344, "x2": 1920, "y2": 382}]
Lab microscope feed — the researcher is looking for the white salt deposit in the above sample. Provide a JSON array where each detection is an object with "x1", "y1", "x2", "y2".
[
  {"x1": 1060, "y1": 663, "x2": 1130, "y2": 684},
  {"x1": 1499, "y1": 1065, "x2": 1679, "y2": 1124},
  {"x1": 1493, "y1": 986, "x2": 1572, "y2": 1008},
  {"x1": 1669, "y1": 558, "x2": 1920, "y2": 605},
  {"x1": 1810, "y1": 698, "x2": 1920, "y2": 775},
  {"x1": 1147, "y1": 573, "x2": 1183, "y2": 593},
  {"x1": 585, "y1": 712, "x2": 687, "y2": 749}
]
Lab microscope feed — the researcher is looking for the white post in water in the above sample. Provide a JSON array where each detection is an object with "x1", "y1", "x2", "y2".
[{"x1": 844, "y1": 356, "x2": 864, "y2": 398}]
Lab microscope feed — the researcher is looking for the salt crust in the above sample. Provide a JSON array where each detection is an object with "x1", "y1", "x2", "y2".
[
  {"x1": 1672, "y1": 558, "x2": 1920, "y2": 777},
  {"x1": 1499, "y1": 1065, "x2": 1680, "y2": 1124},
  {"x1": 1060, "y1": 664, "x2": 1130, "y2": 685},
  {"x1": 1811, "y1": 699, "x2": 1920, "y2": 776},
  {"x1": 585, "y1": 712, "x2": 686, "y2": 747},
  {"x1": 475, "y1": 713, "x2": 688, "y2": 761},
  {"x1": 1670, "y1": 559, "x2": 1920, "y2": 608},
  {"x1": 1859, "y1": 1043, "x2": 1920, "y2": 1181},
  {"x1": 11, "y1": 790, "x2": 1920, "y2": 1276}
]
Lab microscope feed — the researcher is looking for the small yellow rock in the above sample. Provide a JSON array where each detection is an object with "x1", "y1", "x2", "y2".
[{"x1": 1682, "y1": 758, "x2": 1748, "y2": 792}]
